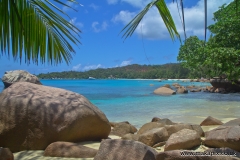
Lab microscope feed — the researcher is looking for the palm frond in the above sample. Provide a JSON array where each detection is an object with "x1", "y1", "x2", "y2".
[
  {"x1": 0, "y1": 0, "x2": 81, "y2": 65},
  {"x1": 180, "y1": 0, "x2": 186, "y2": 40},
  {"x1": 155, "y1": 0, "x2": 180, "y2": 41},
  {"x1": 204, "y1": 0, "x2": 207, "y2": 44},
  {"x1": 120, "y1": 0, "x2": 180, "y2": 41}
]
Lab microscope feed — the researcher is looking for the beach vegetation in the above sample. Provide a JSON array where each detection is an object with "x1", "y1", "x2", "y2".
[{"x1": 178, "y1": 0, "x2": 240, "y2": 80}]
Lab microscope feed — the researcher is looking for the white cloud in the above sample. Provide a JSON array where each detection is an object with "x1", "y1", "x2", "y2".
[
  {"x1": 72, "y1": 64, "x2": 82, "y2": 71},
  {"x1": 120, "y1": 60, "x2": 131, "y2": 66},
  {"x1": 114, "y1": 60, "x2": 132, "y2": 67},
  {"x1": 89, "y1": 3, "x2": 99, "y2": 10},
  {"x1": 113, "y1": 0, "x2": 233, "y2": 40},
  {"x1": 72, "y1": 64, "x2": 103, "y2": 71},
  {"x1": 107, "y1": 0, "x2": 119, "y2": 5},
  {"x1": 112, "y1": 10, "x2": 136, "y2": 24},
  {"x1": 70, "y1": 17, "x2": 84, "y2": 28},
  {"x1": 92, "y1": 21, "x2": 108, "y2": 32},
  {"x1": 83, "y1": 64, "x2": 103, "y2": 71}
]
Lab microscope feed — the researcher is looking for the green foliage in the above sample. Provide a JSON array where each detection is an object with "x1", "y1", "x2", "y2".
[
  {"x1": 37, "y1": 63, "x2": 191, "y2": 79},
  {"x1": 178, "y1": 0, "x2": 240, "y2": 80},
  {"x1": 203, "y1": 47, "x2": 240, "y2": 80},
  {"x1": 0, "y1": 0, "x2": 81, "y2": 65},
  {"x1": 177, "y1": 36, "x2": 206, "y2": 78},
  {"x1": 208, "y1": 0, "x2": 240, "y2": 49}
]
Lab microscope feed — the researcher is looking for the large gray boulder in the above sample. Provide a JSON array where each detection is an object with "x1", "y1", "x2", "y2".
[
  {"x1": 110, "y1": 122, "x2": 137, "y2": 137},
  {"x1": 164, "y1": 129, "x2": 201, "y2": 151},
  {"x1": 94, "y1": 139, "x2": 157, "y2": 160},
  {"x1": 154, "y1": 87, "x2": 176, "y2": 95},
  {"x1": 222, "y1": 118, "x2": 240, "y2": 126},
  {"x1": 200, "y1": 116, "x2": 223, "y2": 126},
  {"x1": 2, "y1": 70, "x2": 42, "y2": 88},
  {"x1": 0, "y1": 82, "x2": 111, "y2": 152},
  {"x1": 44, "y1": 141, "x2": 98, "y2": 158},
  {"x1": 137, "y1": 122, "x2": 165, "y2": 135},
  {"x1": 138, "y1": 127, "x2": 168, "y2": 147},
  {"x1": 165, "y1": 123, "x2": 204, "y2": 137},
  {"x1": 204, "y1": 126, "x2": 240, "y2": 152},
  {"x1": 121, "y1": 133, "x2": 139, "y2": 141}
]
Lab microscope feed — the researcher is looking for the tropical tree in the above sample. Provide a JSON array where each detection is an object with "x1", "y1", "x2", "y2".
[
  {"x1": 178, "y1": 0, "x2": 240, "y2": 80},
  {"x1": 0, "y1": 0, "x2": 81, "y2": 65},
  {"x1": 177, "y1": 36, "x2": 206, "y2": 78},
  {"x1": 205, "y1": 0, "x2": 240, "y2": 80},
  {"x1": 208, "y1": 1, "x2": 240, "y2": 50}
]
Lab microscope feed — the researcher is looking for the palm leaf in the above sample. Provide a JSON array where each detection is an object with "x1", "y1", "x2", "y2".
[
  {"x1": 155, "y1": 0, "x2": 180, "y2": 40},
  {"x1": 120, "y1": 0, "x2": 180, "y2": 41},
  {"x1": 0, "y1": 0, "x2": 81, "y2": 65},
  {"x1": 180, "y1": 0, "x2": 186, "y2": 40},
  {"x1": 204, "y1": 0, "x2": 207, "y2": 44}
]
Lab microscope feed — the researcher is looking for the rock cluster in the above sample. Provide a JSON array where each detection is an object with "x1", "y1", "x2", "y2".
[
  {"x1": 2, "y1": 103, "x2": 240, "y2": 159},
  {"x1": 108, "y1": 117, "x2": 240, "y2": 160},
  {"x1": 210, "y1": 78, "x2": 240, "y2": 92},
  {"x1": 13, "y1": 116, "x2": 240, "y2": 159},
  {"x1": 154, "y1": 83, "x2": 204, "y2": 95},
  {"x1": 154, "y1": 79, "x2": 240, "y2": 95}
]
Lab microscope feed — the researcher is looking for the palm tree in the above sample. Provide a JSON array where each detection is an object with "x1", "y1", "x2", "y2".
[
  {"x1": 120, "y1": 0, "x2": 211, "y2": 43},
  {"x1": 0, "y1": 0, "x2": 81, "y2": 65}
]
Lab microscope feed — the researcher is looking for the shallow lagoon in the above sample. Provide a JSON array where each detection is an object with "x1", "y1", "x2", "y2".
[{"x1": 41, "y1": 79, "x2": 240, "y2": 127}]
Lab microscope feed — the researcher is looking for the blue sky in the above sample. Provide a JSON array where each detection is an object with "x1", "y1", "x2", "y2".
[{"x1": 0, "y1": 0, "x2": 233, "y2": 77}]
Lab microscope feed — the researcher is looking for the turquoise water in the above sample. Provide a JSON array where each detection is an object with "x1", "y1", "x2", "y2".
[{"x1": 1, "y1": 79, "x2": 240, "y2": 128}]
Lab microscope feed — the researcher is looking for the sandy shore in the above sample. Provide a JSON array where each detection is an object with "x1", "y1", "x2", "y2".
[{"x1": 13, "y1": 118, "x2": 236, "y2": 160}]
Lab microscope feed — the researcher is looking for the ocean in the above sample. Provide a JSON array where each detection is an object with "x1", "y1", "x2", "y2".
[{"x1": 1, "y1": 79, "x2": 240, "y2": 128}]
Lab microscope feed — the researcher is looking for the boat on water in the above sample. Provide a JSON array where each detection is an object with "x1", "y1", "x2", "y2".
[{"x1": 88, "y1": 77, "x2": 96, "y2": 80}]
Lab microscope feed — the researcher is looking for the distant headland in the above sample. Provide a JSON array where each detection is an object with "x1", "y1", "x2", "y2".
[{"x1": 37, "y1": 63, "x2": 191, "y2": 80}]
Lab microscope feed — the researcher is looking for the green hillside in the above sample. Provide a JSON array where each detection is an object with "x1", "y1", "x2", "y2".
[{"x1": 37, "y1": 63, "x2": 191, "y2": 79}]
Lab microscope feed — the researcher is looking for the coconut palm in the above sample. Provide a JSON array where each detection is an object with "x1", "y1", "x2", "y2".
[
  {"x1": 0, "y1": 0, "x2": 81, "y2": 65},
  {"x1": 120, "y1": 0, "x2": 209, "y2": 42}
]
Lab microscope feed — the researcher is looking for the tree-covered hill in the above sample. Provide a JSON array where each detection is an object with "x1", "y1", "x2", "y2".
[{"x1": 37, "y1": 63, "x2": 192, "y2": 79}]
